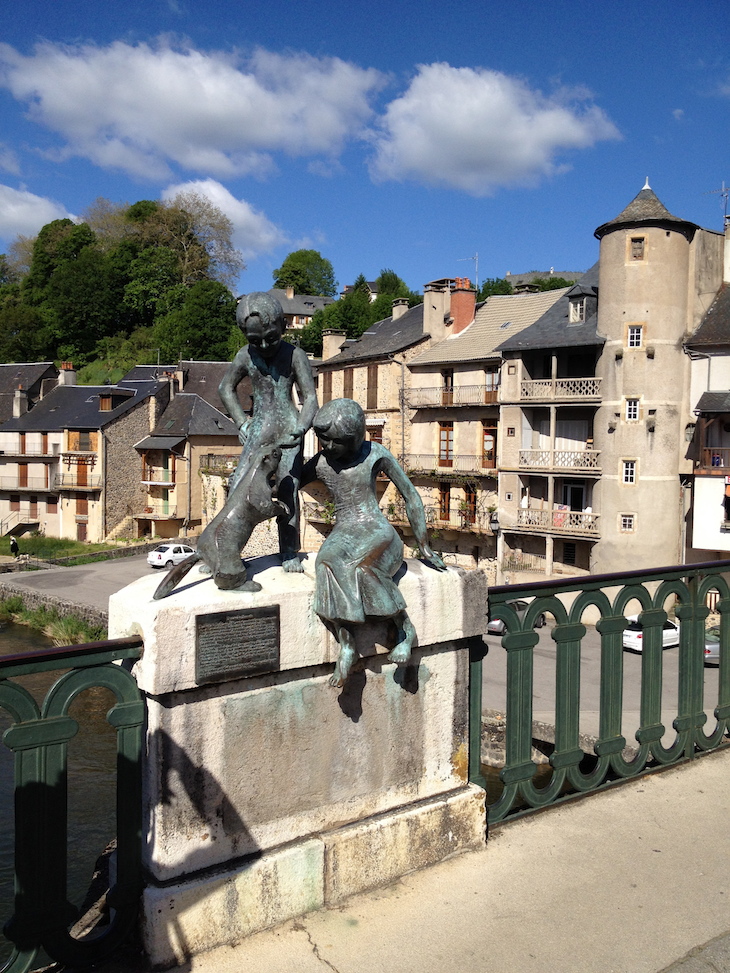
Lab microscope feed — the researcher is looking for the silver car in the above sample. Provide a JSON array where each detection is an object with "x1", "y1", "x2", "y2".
[
  {"x1": 704, "y1": 627, "x2": 721, "y2": 666},
  {"x1": 487, "y1": 599, "x2": 547, "y2": 635}
]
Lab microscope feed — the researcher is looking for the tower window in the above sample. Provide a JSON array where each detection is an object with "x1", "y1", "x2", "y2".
[
  {"x1": 569, "y1": 298, "x2": 586, "y2": 323},
  {"x1": 622, "y1": 460, "x2": 637, "y2": 485},
  {"x1": 630, "y1": 237, "x2": 645, "y2": 260},
  {"x1": 625, "y1": 398, "x2": 640, "y2": 421},
  {"x1": 627, "y1": 325, "x2": 643, "y2": 349},
  {"x1": 620, "y1": 514, "x2": 635, "y2": 532}
]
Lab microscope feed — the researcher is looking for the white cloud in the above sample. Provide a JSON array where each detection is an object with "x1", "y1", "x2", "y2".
[
  {"x1": 369, "y1": 64, "x2": 621, "y2": 195},
  {"x1": 0, "y1": 184, "x2": 73, "y2": 240},
  {"x1": 161, "y1": 178, "x2": 286, "y2": 258},
  {"x1": 673, "y1": 108, "x2": 685, "y2": 121},
  {"x1": 0, "y1": 40, "x2": 383, "y2": 180},
  {"x1": 0, "y1": 144, "x2": 20, "y2": 175}
]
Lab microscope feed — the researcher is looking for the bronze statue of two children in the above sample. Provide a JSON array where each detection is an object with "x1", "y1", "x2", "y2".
[{"x1": 155, "y1": 291, "x2": 445, "y2": 687}]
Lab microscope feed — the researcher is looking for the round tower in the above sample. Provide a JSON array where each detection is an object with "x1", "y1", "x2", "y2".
[{"x1": 591, "y1": 181, "x2": 700, "y2": 572}]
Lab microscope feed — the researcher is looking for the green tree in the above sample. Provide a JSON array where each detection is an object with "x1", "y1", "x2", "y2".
[
  {"x1": 478, "y1": 278, "x2": 513, "y2": 301},
  {"x1": 122, "y1": 247, "x2": 182, "y2": 326},
  {"x1": 273, "y1": 249, "x2": 337, "y2": 297},
  {"x1": 152, "y1": 280, "x2": 237, "y2": 362},
  {"x1": 531, "y1": 276, "x2": 578, "y2": 291}
]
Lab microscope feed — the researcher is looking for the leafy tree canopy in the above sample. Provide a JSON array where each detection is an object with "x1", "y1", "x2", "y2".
[
  {"x1": 478, "y1": 278, "x2": 513, "y2": 300},
  {"x1": 273, "y1": 249, "x2": 337, "y2": 297},
  {"x1": 530, "y1": 276, "x2": 577, "y2": 291}
]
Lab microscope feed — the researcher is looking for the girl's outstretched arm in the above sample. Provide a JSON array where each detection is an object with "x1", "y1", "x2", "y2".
[{"x1": 378, "y1": 449, "x2": 446, "y2": 571}]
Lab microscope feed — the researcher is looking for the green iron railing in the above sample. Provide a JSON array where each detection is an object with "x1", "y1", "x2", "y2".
[
  {"x1": 469, "y1": 561, "x2": 730, "y2": 824},
  {"x1": 0, "y1": 636, "x2": 144, "y2": 973}
]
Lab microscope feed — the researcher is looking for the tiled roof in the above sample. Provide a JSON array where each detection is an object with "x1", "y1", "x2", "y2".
[
  {"x1": 686, "y1": 285, "x2": 730, "y2": 349},
  {"x1": 694, "y1": 390, "x2": 730, "y2": 414},
  {"x1": 496, "y1": 263, "x2": 602, "y2": 352},
  {"x1": 411, "y1": 289, "x2": 568, "y2": 366},
  {"x1": 178, "y1": 360, "x2": 251, "y2": 414},
  {"x1": 0, "y1": 362, "x2": 59, "y2": 423},
  {"x1": 594, "y1": 184, "x2": 698, "y2": 240},
  {"x1": 0, "y1": 381, "x2": 167, "y2": 431},
  {"x1": 151, "y1": 393, "x2": 237, "y2": 438},
  {"x1": 319, "y1": 304, "x2": 428, "y2": 367}
]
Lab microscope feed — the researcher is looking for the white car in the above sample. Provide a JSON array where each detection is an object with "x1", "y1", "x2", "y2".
[
  {"x1": 622, "y1": 614, "x2": 679, "y2": 652},
  {"x1": 147, "y1": 543, "x2": 195, "y2": 569}
]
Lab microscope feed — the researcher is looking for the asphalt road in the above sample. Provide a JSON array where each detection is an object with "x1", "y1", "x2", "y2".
[
  {"x1": 482, "y1": 622, "x2": 721, "y2": 746},
  {"x1": 0, "y1": 554, "x2": 157, "y2": 612}
]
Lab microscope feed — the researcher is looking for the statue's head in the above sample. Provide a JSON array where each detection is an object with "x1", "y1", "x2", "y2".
[
  {"x1": 313, "y1": 398, "x2": 366, "y2": 461},
  {"x1": 237, "y1": 292, "x2": 285, "y2": 360}
]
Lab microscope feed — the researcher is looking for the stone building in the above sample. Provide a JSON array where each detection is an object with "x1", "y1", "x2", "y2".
[
  {"x1": 0, "y1": 378, "x2": 171, "y2": 541},
  {"x1": 496, "y1": 181, "x2": 725, "y2": 580}
]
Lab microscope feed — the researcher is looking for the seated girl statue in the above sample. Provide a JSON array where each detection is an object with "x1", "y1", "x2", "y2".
[{"x1": 301, "y1": 398, "x2": 446, "y2": 688}]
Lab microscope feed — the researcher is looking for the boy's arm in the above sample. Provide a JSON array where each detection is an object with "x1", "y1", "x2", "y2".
[
  {"x1": 292, "y1": 347, "x2": 319, "y2": 435},
  {"x1": 219, "y1": 350, "x2": 251, "y2": 435}
]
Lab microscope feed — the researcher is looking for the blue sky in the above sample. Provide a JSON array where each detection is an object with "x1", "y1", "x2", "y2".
[{"x1": 1, "y1": 0, "x2": 729, "y2": 296}]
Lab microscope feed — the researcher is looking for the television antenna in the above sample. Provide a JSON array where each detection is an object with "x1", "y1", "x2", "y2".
[
  {"x1": 704, "y1": 181, "x2": 729, "y2": 224},
  {"x1": 457, "y1": 253, "x2": 479, "y2": 292}
]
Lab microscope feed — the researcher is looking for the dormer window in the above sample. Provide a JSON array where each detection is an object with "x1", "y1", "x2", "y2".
[
  {"x1": 569, "y1": 298, "x2": 586, "y2": 323},
  {"x1": 100, "y1": 395, "x2": 112, "y2": 412}
]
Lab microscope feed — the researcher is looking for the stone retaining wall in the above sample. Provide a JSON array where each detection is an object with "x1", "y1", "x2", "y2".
[{"x1": 0, "y1": 580, "x2": 108, "y2": 630}]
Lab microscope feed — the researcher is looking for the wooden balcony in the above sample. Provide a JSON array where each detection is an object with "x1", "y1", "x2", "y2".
[
  {"x1": 405, "y1": 385, "x2": 498, "y2": 408},
  {"x1": 516, "y1": 507, "x2": 600, "y2": 536},
  {"x1": 518, "y1": 448, "x2": 600, "y2": 473},
  {"x1": 404, "y1": 453, "x2": 497, "y2": 475},
  {"x1": 519, "y1": 377, "x2": 602, "y2": 401},
  {"x1": 697, "y1": 447, "x2": 730, "y2": 474},
  {"x1": 142, "y1": 467, "x2": 177, "y2": 484}
]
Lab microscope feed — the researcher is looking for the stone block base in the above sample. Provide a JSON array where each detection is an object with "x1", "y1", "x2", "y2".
[{"x1": 142, "y1": 784, "x2": 485, "y2": 969}]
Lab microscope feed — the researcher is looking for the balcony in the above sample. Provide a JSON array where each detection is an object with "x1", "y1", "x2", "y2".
[
  {"x1": 518, "y1": 448, "x2": 600, "y2": 473},
  {"x1": 0, "y1": 476, "x2": 55, "y2": 492},
  {"x1": 520, "y1": 377, "x2": 602, "y2": 401},
  {"x1": 382, "y1": 501, "x2": 494, "y2": 533},
  {"x1": 55, "y1": 472, "x2": 102, "y2": 490},
  {"x1": 404, "y1": 453, "x2": 497, "y2": 475},
  {"x1": 137, "y1": 502, "x2": 179, "y2": 519},
  {"x1": 405, "y1": 385, "x2": 498, "y2": 408},
  {"x1": 141, "y1": 468, "x2": 176, "y2": 485},
  {"x1": 0, "y1": 446, "x2": 59, "y2": 458},
  {"x1": 697, "y1": 447, "x2": 730, "y2": 474},
  {"x1": 516, "y1": 507, "x2": 600, "y2": 536}
]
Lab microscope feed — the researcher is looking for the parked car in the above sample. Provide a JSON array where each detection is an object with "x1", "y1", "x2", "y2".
[
  {"x1": 622, "y1": 615, "x2": 679, "y2": 652},
  {"x1": 487, "y1": 599, "x2": 546, "y2": 635},
  {"x1": 147, "y1": 543, "x2": 195, "y2": 569},
  {"x1": 703, "y1": 627, "x2": 721, "y2": 666}
]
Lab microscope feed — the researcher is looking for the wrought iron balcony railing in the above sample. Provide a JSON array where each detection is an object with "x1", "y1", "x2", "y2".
[
  {"x1": 0, "y1": 476, "x2": 55, "y2": 491},
  {"x1": 517, "y1": 507, "x2": 600, "y2": 535},
  {"x1": 518, "y1": 448, "x2": 600, "y2": 472},
  {"x1": 55, "y1": 472, "x2": 102, "y2": 490},
  {"x1": 381, "y1": 501, "x2": 494, "y2": 532},
  {"x1": 0, "y1": 636, "x2": 144, "y2": 971},
  {"x1": 138, "y1": 502, "x2": 179, "y2": 518},
  {"x1": 405, "y1": 385, "x2": 499, "y2": 408},
  {"x1": 519, "y1": 377, "x2": 602, "y2": 401},
  {"x1": 404, "y1": 453, "x2": 497, "y2": 474},
  {"x1": 141, "y1": 468, "x2": 176, "y2": 484}
]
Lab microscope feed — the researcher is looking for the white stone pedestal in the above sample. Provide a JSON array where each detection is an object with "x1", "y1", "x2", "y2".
[{"x1": 109, "y1": 555, "x2": 488, "y2": 969}]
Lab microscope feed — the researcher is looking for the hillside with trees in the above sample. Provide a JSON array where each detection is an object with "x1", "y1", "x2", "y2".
[{"x1": 0, "y1": 193, "x2": 244, "y2": 382}]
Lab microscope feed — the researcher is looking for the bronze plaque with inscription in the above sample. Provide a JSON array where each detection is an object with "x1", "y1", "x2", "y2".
[{"x1": 196, "y1": 606, "x2": 280, "y2": 684}]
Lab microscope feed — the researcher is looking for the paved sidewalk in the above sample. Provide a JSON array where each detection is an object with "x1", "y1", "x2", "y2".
[{"x1": 54, "y1": 747, "x2": 730, "y2": 973}]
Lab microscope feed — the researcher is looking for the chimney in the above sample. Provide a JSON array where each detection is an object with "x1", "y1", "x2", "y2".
[
  {"x1": 13, "y1": 386, "x2": 27, "y2": 418},
  {"x1": 58, "y1": 361, "x2": 77, "y2": 386},
  {"x1": 322, "y1": 329, "x2": 347, "y2": 360},
  {"x1": 724, "y1": 215, "x2": 730, "y2": 284},
  {"x1": 392, "y1": 298, "x2": 409, "y2": 320},
  {"x1": 285, "y1": 286, "x2": 295, "y2": 300},
  {"x1": 422, "y1": 280, "x2": 452, "y2": 344},
  {"x1": 163, "y1": 371, "x2": 177, "y2": 401},
  {"x1": 451, "y1": 278, "x2": 476, "y2": 334}
]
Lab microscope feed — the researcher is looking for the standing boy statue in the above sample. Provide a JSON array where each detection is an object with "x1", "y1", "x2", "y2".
[{"x1": 195, "y1": 291, "x2": 318, "y2": 588}]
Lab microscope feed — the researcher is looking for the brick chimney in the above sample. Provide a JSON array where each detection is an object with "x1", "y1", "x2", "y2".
[
  {"x1": 322, "y1": 329, "x2": 347, "y2": 360},
  {"x1": 392, "y1": 298, "x2": 409, "y2": 320},
  {"x1": 57, "y1": 361, "x2": 77, "y2": 386},
  {"x1": 422, "y1": 280, "x2": 452, "y2": 344},
  {"x1": 13, "y1": 386, "x2": 27, "y2": 418},
  {"x1": 451, "y1": 278, "x2": 476, "y2": 334}
]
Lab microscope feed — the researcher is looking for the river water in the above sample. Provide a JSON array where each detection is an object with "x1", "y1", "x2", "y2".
[{"x1": 0, "y1": 623, "x2": 118, "y2": 964}]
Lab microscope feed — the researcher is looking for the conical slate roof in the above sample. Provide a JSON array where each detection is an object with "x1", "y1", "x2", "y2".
[{"x1": 594, "y1": 182, "x2": 698, "y2": 240}]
